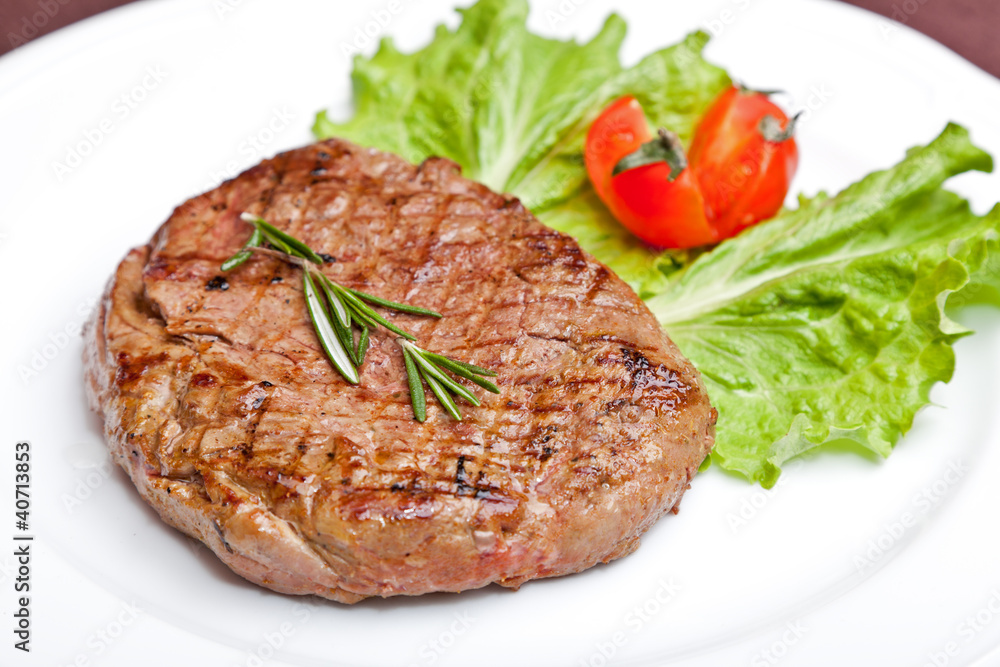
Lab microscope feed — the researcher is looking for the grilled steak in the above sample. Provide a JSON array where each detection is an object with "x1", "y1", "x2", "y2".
[{"x1": 83, "y1": 138, "x2": 717, "y2": 603}]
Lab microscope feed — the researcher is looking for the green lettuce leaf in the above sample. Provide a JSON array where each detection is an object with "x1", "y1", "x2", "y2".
[
  {"x1": 315, "y1": 0, "x2": 999, "y2": 486},
  {"x1": 648, "y1": 124, "x2": 996, "y2": 486}
]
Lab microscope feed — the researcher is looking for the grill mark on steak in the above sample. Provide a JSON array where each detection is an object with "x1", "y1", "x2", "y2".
[
  {"x1": 454, "y1": 456, "x2": 476, "y2": 496},
  {"x1": 84, "y1": 138, "x2": 716, "y2": 603}
]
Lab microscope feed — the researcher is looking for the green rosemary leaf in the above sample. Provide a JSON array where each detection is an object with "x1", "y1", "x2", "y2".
[
  {"x1": 431, "y1": 357, "x2": 501, "y2": 393},
  {"x1": 245, "y1": 227, "x2": 263, "y2": 249},
  {"x1": 331, "y1": 308, "x2": 359, "y2": 366},
  {"x1": 221, "y1": 249, "x2": 253, "y2": 272},
  {"x1": 242, "y1": 213, "x2": 324, "y2": 264},
  {"x1": 457, "y1": 373, "x2": 499, "y2": 394},
  {"x1": 318, "y1": 274, "x2": 358, "y2": 364},
  {"x1": 339, "y1": 287, "x2": 417, "y2": 340},
  {"x1": 345, "y1": 300, "x2": 380, "y2": 330},
  {"x1": 326, "y1": 281, "x2": 379, "y2": 330},
  {"x1": 421, "y1": 351, "x2": 498, "y2": 377},
  {"x1": 348, "y1": 288, "x2": 443, "y2": 318},
  {"x1": 302, "y1": 271, "x2": 358, "y2": 384},
  {"x1": 220, "y1": 228, "x2": 263, "y2": 271},
  {"x1": 319, "y1": 275, "x2": 352, "y2": 329},
  {"x1": 409, "y1": 348, "x2": 481, "y2": 407},
  {"x1": 260, "y1": 229, "x2": 295, "y2": 256},
  {"x1": 373, "y1": 315, "x2": 417, "y2": 341},
  {"x1": 424, "y1": 372, "x2": 461, "y2": 421},
  {"x1": 356, "y1": 325, "x2": 370, "y2": 364},
  {"x1": 402, "y1": 346, "x2": 426, "y2": 422}
]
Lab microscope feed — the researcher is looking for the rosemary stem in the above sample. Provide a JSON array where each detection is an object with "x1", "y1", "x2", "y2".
[{"x1": 247, "y1": 246, "x2": 312, "y2": 269}]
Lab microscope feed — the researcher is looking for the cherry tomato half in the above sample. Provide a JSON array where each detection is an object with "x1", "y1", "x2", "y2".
[
  {"x1": 688, "y1": 86, "x2": 799, "y2": 239},
  {"x1": 584, "y1": 96, "x2": 716, "y2": 249}
]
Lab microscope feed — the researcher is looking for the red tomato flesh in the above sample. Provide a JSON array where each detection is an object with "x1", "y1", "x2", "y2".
[
  {"x1": 585, "y1": 97, "x2": 716, "y2": 249},
  {"x1": 688, "y1": 86, "x2": 799, "y2": 239}
]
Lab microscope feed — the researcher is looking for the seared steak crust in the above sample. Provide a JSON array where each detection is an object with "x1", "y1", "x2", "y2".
[{"x1": 83, "y1": 139, "x2": 716, "y2": 603}]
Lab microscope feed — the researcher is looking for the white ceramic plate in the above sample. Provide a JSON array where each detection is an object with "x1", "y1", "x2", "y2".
[{"x1": 2, "y1": 1, "x2": 1000, "y2": 665}]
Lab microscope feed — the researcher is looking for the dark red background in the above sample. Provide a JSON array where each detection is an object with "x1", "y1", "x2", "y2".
[{"x1": 1, "y1": 0, "x2": 998, "y2": 78}]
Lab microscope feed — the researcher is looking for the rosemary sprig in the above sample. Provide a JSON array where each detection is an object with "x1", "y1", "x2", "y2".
[
  {"x1": 219, "y1": 212, "x2": 497, "y2": 421},
  {"x1": 399, "y1": 340, "x2": 500, "y2": 422}
]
